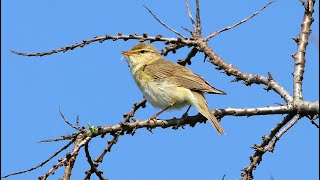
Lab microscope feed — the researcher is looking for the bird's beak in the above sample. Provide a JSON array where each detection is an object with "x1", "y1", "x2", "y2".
[{"x1": 121, "y1": 51, "x2": 133, "y2": 56}]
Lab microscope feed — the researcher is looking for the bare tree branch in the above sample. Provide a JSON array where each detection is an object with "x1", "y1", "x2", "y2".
[
  {"x1": 292, "y1": 0, "x2": 315, "y2": 101},
  {"x1": 84, "y1": 143, "x2": 108, "y2": 180},
  {"x1": 240, "y1": 114, "x2": 296, "y2": 180},
  {"x1": 91, "y1": 103, "x2": 318, "y2": 136},
  {"x1": 197, "y1": 42, "x2": 294, "y2": 103},
  {"x1": 39, "y1": 134, "x2": 91, "y2": 180},
  {"x1": 6, "y1": 1, "x2": 319, "y2": 179},
  {"x1": 11, "y1": 34, "x2": 194, "y2": 57}
]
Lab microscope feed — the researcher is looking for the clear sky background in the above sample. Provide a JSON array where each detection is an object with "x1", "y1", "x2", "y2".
[{"x1": 2, "y1": 1, "x2": 319, "y2": 180}]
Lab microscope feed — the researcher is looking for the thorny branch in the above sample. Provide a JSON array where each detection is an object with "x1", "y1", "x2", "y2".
[
  {"x1": 6, "y1": 0, "x2": 319, "y2": 180},
  {"x1": 83, "y1": 99, "x2": 146, "y2": 179},
  {"x1": 10, "y1": 34, "x2": 195, "y2": 57},
  {"x1": 292, "y1": 0, "x2": 315, "y2": 101},
  {"x1": 240, "y1": 114, "x2": 297, "y2": 180}
]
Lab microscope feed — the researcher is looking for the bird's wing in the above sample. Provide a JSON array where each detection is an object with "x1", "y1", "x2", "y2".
[{"x1": 143, "y1": 58, "x2": 226, "y2": 94}]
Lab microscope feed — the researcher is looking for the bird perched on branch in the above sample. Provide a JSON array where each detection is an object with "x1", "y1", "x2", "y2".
[{"x1": 122, "y1": 43, "x2": 226, "y2": 135}]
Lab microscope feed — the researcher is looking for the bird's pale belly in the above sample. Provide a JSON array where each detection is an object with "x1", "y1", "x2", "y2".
[{"x1": 137, "y1": 80, "x2": 192, "y2": 109}]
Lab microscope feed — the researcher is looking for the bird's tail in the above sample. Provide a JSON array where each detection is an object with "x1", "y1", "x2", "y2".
[{"x1": 191, "y1": 91, "x2": 225, "y2": 135}]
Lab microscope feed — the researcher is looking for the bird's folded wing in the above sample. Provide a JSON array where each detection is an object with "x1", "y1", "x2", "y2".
[{"x1": 143, "y1": 58, "x2": 225, "y2": 94}]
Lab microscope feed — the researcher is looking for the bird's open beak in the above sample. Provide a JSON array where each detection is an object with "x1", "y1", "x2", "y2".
[{"x1": 121, "y1": 51, "x2": 133, "y2": 56}]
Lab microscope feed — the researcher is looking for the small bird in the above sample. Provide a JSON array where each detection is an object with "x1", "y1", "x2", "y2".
[{"x1": 122, "y1": 43, "x2": 226, "y2": 135}]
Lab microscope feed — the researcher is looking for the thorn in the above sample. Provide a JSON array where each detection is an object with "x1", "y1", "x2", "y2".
[
  {"x1": 147, "y1": 127, "x2": 153, "y2": 134},
  {"x1": 267, "y1": 72, "x2": 274, "y2": 80},
  {"x1": 292, "y1": 35, "x2": 300, "y2": 43}
]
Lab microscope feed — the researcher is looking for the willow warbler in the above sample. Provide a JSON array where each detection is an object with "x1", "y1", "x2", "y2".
[{"x1": 122, "y1": 43, "x2": 226, "y2": 135}]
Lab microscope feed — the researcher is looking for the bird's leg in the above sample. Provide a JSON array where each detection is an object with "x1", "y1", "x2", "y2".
[
  {"x1": 149, "y1": 105, "x2": 173, "y2": 123},
  {"x1": 182, "y1": 105, "x2": 192, "y2": 119}
]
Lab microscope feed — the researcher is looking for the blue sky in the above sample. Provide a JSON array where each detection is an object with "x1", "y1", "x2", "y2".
[{"x1": 2, "y1": 1, "x2": 319, "y2": 180}]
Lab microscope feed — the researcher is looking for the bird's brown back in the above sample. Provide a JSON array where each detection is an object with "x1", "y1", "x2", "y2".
[{"x1": 143, "y1": 58, "x2": 226, "y2": 95}]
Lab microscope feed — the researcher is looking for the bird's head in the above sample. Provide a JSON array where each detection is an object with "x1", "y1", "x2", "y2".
[{"x1": 122, "y1": 43, "x2": 161, "y2": 67}]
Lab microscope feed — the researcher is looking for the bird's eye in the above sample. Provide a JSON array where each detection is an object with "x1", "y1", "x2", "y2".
[{"x1": 140, "y1": 50, "x2": 146, "y2": 53}]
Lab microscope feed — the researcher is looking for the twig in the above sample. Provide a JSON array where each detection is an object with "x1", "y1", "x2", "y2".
[
  {"x1": 181, "y1": 26, "x2": 193, "y2": 34},
  {"x1": 59, "y1": 108, "x2": 81, "y2": 131},
  {"x1": 161, "y1": 44, "x2": 186, "y2": 56},
  {"x1": 38, "y1": 134, "x2": 77, "y2": 143},
  {"x1": 184, "y1": 0, "x2": 196, "y2": 29},
  {"x1": 84, "y1": 143, "x2": 108, "y2": 180},
  {"x1": 205, "y1": 1, "x2": 275, "y2": 41},
  {"x1": 177, "y1": 47, "x2": 198, "y2": 66},
  {"x1": 143, "y1": 5, "x2": 187, "y2": 39},
  {"x1": 1, "y1": 139, "x2": 75, "y2": 179},
  {"x1": 267, "y1": 115, "x2": 303, "y2": 152},
  {"x1": 122, "y1": 99, "x2": 147, "y2": 122}
]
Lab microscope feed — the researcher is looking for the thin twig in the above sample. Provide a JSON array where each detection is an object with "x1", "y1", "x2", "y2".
[
  {"x1": 59, "y1": 107, "x2": 81, "y2": 131},
  {"x1": 205, "y1": 1, "x2": 275, "y2": 41},
  {"x1": 84, "y1": 143, "x2": 108, "y2": 180},
  {"x1": 1, "y1": 139, "x2": 75, "y2": 179},
  {"x1": 38, "y1": 134, "x2": 77, "y2": 143},
  {"x1": 184, "y1": 0, "x2": 196, "y2": 29},
  {"x1": 143, "y1": 5, "x2": 187, "y2": 39},
  {"x1": 181, "y1": 26, "x2": 193, "y2": 34}
]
